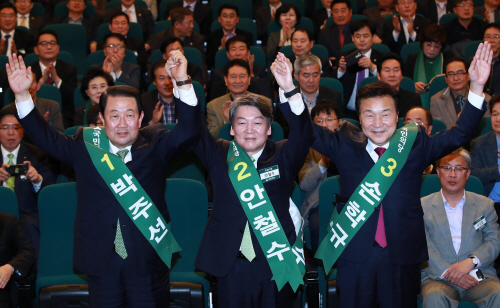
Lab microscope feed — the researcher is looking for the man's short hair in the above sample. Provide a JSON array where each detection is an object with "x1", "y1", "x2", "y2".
[
  {"x1": 81, "y1": 67, "x2": 115, "y2": 100},
  {"x1": 444, "y1": 56, "x2": 468, "y2": 73},
  {"x1": 355, "y1": 80, "x2": 400, "y2": 114},
  {"x1": 170, "y1": 7, "x2": 193, "y2": 25},
  {"x1": 99, "y1": 85, "x2": 143, "y2": 115},
  {"x1": 225, "y1": 35, "x2": 250, "y2": 51},
  {"x1": 110, "y1": 11, "x2": 130, "y2": 24},
  {"x1": 350, "y1": 19, "x2": 375, "y2": 36},
  {"x1": 151, "y1": 59, "x2": 168, "y2": 80},
  {"x1": 294, "y1": 54, "x2": 322, "y2": 75},
  {"x1": 229, "y1": 94, "x2": 273, "y2": 128},
  {"x1": 103, "y1": 32, "x2": 126, "y2": 44},
  {"x1": 218, "y1": 3, "x2": 239, "y2": 16},
  {"x1": 377, "y1": 53, "x2": 404, "y2": 74},
  {"x1": 406, "y1": 106, "x2": 433, "y2": 125},
  {"x1": 37, "y1": 29, "x2": 59, "y2": 43},
  {"x1": 160, "y1": 37, "x2": 184, "y2": 55},
  {"x1": 87, "y1": 104, "x2": 101, "y2": 126},
  {"x1": 275, "y1": 4, "x2": 302, "y2": 25},
  {"x1": 291, "y1": 28, "x2": 313, "y2": 41},
  {"x1": 224, "y1": 59, "x2": 251, "y2": 76},
  {"x1": 330, "y1": 0, "x2": 351, "y2": 10},
  {"x1": 489, "y1": 94, "x2": 500, "y2": 114},
  {"x1": 0, "y1": 103, "x2": 17, "y2": 121},
  {"x1": 436, "y1": 147, "x2": 471, "y2": 169},
  {"x1": 0, "y1": 3, "x2": 17, "y2": 14},
  {"x1": 420, "y1": 24, "x2": 448, "y2": 50},
  {"x1": 484, "y1": 23, "x2": 500, "y2": 36},
  {"x1": 311, "y1": 100, "x2": 343, "y2": 120}
]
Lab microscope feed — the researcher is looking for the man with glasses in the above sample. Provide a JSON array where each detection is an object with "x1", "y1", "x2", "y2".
[
  {"x1": 14, "y1": 0, "x2": 43, "y2": 38},
  {"x1": 100, "y1": 33, "x2": 140, "y2": 90},
  {"x1": 417, "y1": 0, "x2": 453, "y2": 24},
  {"x1": 382, "y1": 0, "x2": 431, "y2": 55},
  {"x1": 32, "y1": 29, "x2": 77, "y2": 128},
  {"x1": 483, "y1": 23, "x2": 500, "y2": 95},
  {"x1": 420, "y1": 148, "x2": 500, "y2": 308},
  {"x1": 431, "y1": 56, "x2": 491, "y2": 127},
  {"x1": 0, "y1": 3, "x2": 34, "y2": 56}
]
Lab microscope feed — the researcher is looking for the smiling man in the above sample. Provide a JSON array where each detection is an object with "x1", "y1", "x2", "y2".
[
  {"x1": 312, "y1": 42, "x2": 492, "y2": 308},
  {"x1": 0, "y1": 3, "x2": 34, "y2": 56},
  {"x1": 6, "y1": 50, "x2": 202, "y2": 306}
]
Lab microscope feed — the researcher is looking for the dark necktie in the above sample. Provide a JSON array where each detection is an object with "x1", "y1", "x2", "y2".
[
  {"x1": 3, "y1": 34, "x2": 10, "y2": 55},
  {"x1": 339, "y1": 29, "x2": 344, "y2": 48},
  {"x1": 456, "y1": 95, "x2": 465, "y2": 111},
  {"x1": 374, "y1": 147, "x2": 387, "y2": 248}
]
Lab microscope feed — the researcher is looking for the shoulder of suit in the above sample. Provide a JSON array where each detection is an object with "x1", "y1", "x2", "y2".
[
  {"x1": 0, "y1": 212, "x2": 16, "y2": 224},
  {"x1": 472, "y1": 131, "x2": 496, "y2": 146},
  {"x1": 465, "y1": 191, "x2": 493, "y2": 206},
  {"x1": 421, "y1": 191, "x2": 440, "y2": 206}
]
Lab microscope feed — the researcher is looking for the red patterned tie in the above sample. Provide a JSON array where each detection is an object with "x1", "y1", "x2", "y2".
[
  {"x1": 374, "y1": 147, "x2": 387, "y2": 248},
  {"x1": 339, "y1": 29, "x2": 344, "y2": 48}
]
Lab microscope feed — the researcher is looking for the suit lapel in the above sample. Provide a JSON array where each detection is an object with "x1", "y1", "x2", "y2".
[
  {"x1": 430, "y1": 194, "x2": 456, "y2": 253},
  {"x1": 443, "y1": 90, "x2": 457, "y2": 122},
  {"x1": 130, "y1": 133, "x2": 146, "y2": 163},
  {"x1": 486, "y1": 132, "x2": 498, "y2": 166},
  {"x1": 458, "y1": 192, "x2": 477, "y2": 256}
]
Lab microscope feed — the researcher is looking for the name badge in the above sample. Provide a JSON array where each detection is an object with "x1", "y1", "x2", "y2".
[
  {"x1": 473, "y1": 215, "x2": 487, "y2": 231},
  {"x1": 259, "y1": 165, "x2": 280, "y2": 183}
]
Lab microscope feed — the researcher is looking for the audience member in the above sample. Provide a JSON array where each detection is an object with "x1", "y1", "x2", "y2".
[
  {"x1": 288, "y1": 28, "x2": 334, "y2": 77},
  {"x1": 382, "y1": 0, "x2": 431, "y2": 55},
  {"x1": 255, "y1": 0, "x2": 282, "y2": 43},
  {"x1": 378, "y1": 53, "x2": 422, "y2": 117},
  {"x1": 32, "y1": 29, "x2": 77, "y2": 129},
  {"x1": 143, "y1": 0, "x2": 157, "y2": 21},
  {"x1": 417, "y1": 0, "x2": 452, "y2": 24},
  {"x1": 484, "y1": 23, "x2": 500, "y2": 95},
  {"x1": 299, "y1": 101, "x2": 341, "y2": 253},
  {"x1": 338, "y1": 19, "x2": 383, "y2": 119},
  {"x1": 100, "y1": 33, "x2": 140, "y2": 90},
  {"x1": 404, "y1": 106, "x2": 436, "y2": 174},
  {"x1": 86, "y1": 104, "x2": 102, "y2": 127},
  {"x1": 164, "y1": 0, "x2": 212, "y2": 37},
  {"x1": 160, "y1": 37, "x2": 203, "y2": 85},
  {"x1": 420, "y1": 148, "x2": 500, "y2": 308},
  {"x1": 475, "y1": 0, "x2": 500, "y2": 23},
  {"x1": 0, "y1": 3, "x2": 34, "y2": 56},
  {"x1": 75, "y1": 67, "x2": 114, "y2": 126},
  {"x1": 14, "y1": 0, "x2": 43, "y2": 38},
  {"x1": 310, "y1": 0, "x2": 333, "y2": 37},
  {"x1": 207, "y1": 59, "x2": 272, "y2": 138},
  {"x1": 266, "y1": 4, "x2": 300, "y2": 63},
  {"x1": 431, "y1": 56, "x2": 491, "y2": 127},
  {"x1": 364, "y1": 0, "x2": 395, "y2": 37},
  {"x1": 318, "y1": 0, "x2": 353, "y2": 65}
]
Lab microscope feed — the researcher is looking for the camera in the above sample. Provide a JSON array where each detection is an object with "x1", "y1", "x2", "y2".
[{"x1": 6, "y1": 164, "x2": 28, "y2": 176}]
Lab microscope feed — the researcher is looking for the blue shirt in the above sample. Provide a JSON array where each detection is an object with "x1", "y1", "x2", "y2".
[{"x1": 488, "y1": 135, "x2": 500, "y2": 202}]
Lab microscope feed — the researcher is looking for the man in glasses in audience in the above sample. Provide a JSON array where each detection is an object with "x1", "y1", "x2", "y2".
[
  {"x1": 0, "y1": 3, "x2": 34, "y2": 56},
  {"x1": 420, "y1": 148, "x2": 500, "y2": 307},
  {"x1": 431, "y1": 56, "x2": 491, "y2": 127},
  {"x1": 14, "y1": 0, "x2": 43, "y2": 38},
  {"x1": 483, "y1": 23, "x2": 500, "y2": 95}
]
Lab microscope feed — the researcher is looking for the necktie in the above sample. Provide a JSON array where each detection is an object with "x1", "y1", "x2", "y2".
[
  {"x1": 20, "y1": 16, "x2": 26, "y2": 28},
  {"x1": 374, "y1": 147, "x2": 387, "y2": 248},
  {"x1": 240, "y1": 156, "x2": 256, "y2": 261},
  {"x1": 114, "y1": 149, "x2": 129, "y2": 259},
  {"x1": 125, "y1": 9, "x2": 131, "y2": 19},
  {"x1": 272, "y1": 8, "x2": 277, "y2": 18},
  {"x1": 185, "y1": 4, "x2": 192, "y2": 11},
  {"x1": 6, "y1": 154, "x2": 14, "y2": 192},
  {"x1": 339, "y1": 28, "x2": 344, "y2": 48},
  {"x1": 45, "y1": 70, "x2": 53, "y2": 85},
  {"x1": 356, "y1": 67, "x2": 366, "y2": 93},
  {"x1": 456, "y1": 95, "x2": 465, "y2": 111},
  {"x1": 3, "y1": 34, "x2": 10, "y2": 55}
]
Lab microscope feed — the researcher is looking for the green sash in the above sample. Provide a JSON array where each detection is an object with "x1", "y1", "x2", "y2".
[
  {"x1": 315, "y1": 122, "x2": 418, "y2": 273},
  {"x1": 83, "y1": 127, "x2": 181, "y2": 268},
  {"x1": 227, "y1": 141, "x2": 305, "y2": 291}
]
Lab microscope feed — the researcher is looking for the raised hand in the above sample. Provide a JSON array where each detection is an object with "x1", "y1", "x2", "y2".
[
  {"x1": 270, "y1": 52, "x2": 295, "y2": 92},
  {"x1": 392, "y1": 15, "x2": 401, "y2": 33},
  {"x1": 469, "y1": 42, "x2": 493, "y2": 95},
  {"x1": 6, "y1": 54, "x2": 32, "y2": 102},
  {"x1": 165, "y1": 50, "x2": 188, "y2": 83},
  {"x1": 150, "y1": 101, "x2": 164, "y2": 125}
]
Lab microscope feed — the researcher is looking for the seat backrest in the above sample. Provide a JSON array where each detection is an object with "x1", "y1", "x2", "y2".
[
  {"x1": 428, "y1": 75, "x2": 447, "y2": 103},
  {"x1": 151, "y1": 49, "x2": 163, "y2": 66},
  {"x1": 464, "y1": 40, "x2": 483, "y2": 60},
  {"x1": 474, "y1": 116, "x2": 492, "y2": 138},
  {"x1": 38, "y1": 84, "x2": 62, "y2": 108},
  {"x1": 64, "y1": 126, "x2": 82, "y2": 136},
  {"x1": 214, "y1": 46, "x2": 266, "y2": 69},
  {"x1": 420, "y1": 174, "x2": 484, "y2": 197},
  {"x1": 53, "y1": 1, "x2": 95, "y2": 17},
  {"x1": 154, "y1": 19, "x2": 200, "y2": 34},
  {"x1": 74, "y1": 86, "x2": 85, "y2": 109},
  {"x1": 400, "y1": 42, "x2": 421, "y2": 62},
  {"x1": 218, "y1": 122, "x2": 284, "y2": 142},
  {"x1": 320, "y1": 77, "x2": 344, "y2": 102},
  {"x1": 401, "y1": 77, "x2": 416, "y2": 93},
  {"x1": 358, "y1": 76, "x2": 378, "y2": 89},
  {"x1": 183, "y1": 47, "x2": 203, "y2": 68},
  {"x1": 31, "y1": 2, "x2": 45, "y2": 17},
  {"x1": 365, "y1": 0, "x2": 379, "y2": 9},
  {"x1": 0, "y1": 187, "x2": 18, "y2": 217}
]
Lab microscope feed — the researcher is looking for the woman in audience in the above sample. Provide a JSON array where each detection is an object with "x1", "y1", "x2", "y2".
[
  {"x1": 74, "y1": 67, "x2": 114, "y2": 126},
  {"x1": 266, "y1": 4, "x2": 301, "y2": 62}
]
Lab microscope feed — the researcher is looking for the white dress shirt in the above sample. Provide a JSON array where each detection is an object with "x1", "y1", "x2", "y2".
[
  {"x1": 392, "y1": 15, "x2": 417, "y2": 43},
  {"x1": 1, "y1": 30, "x2": 15, "y2": 57},
  {"x1": 39, "y1": 61, "x2": 63, "y2": 89},
  {"x1": 17, "y1": 13, "x2": 30, "y2": 29},
  {"x1": 122, "y1": 4, "x2": 137, "y2": 23}
]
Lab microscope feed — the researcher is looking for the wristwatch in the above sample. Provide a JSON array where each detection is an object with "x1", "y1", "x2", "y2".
[
  {"x1": 284, "y1": 87, "x2": 300, "y2": 99},
  {"x1": 176, "y1": 76, "x2": 192, "y2": 86},
  {"x1": 469, "y1": 256, "x2": 478, "y2": 268}
]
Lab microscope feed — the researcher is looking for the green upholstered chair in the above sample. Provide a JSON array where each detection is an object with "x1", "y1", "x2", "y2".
[{"x1": 0, "y1": 187, "x2": 18, "y2": 217}]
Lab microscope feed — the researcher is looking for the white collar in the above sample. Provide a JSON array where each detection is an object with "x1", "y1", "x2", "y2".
[
  {"x1": 1, "y1": 144, "x2": 21, "y2": 160},
  {"x1": 1, "y1": 29, "x2": 14, "y2": 37},
  {"x1": 122, "y1": 4, "x2": 135, "y2": 12},
  {"x1": 441, "y1": 189, "x2": 466, "y2": 209},
  {"x1": 183, "y1": 0, "x2": 196, "y2": 9},
  {"x1": 39, "y1": 60, "x2": 57, "y2": 72},
  {"x1": 366, "y1": 139, "x2": 389, "y2": 154}
]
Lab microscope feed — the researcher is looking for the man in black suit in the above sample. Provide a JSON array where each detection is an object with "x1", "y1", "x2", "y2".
[
  {"x1": 14, "y1": 0, "x2": 43, "y2": 38},
  {"x1": 164, "y1": 0, "x2": 212, "y2": 37},
  {"x1": 311, "y1": 42, "x2": 492, "y2": 308},
  {"x1": 206, "y1": 4, "x2": 253, "y2": 69},
  {"x1": 0, "y1": 212, "x2": 35, "y2": 307},
  {"x1": 310, "y1": 0, "x2": 332, "y2": 39},
  {"x1": 338, "y1": 19, "x2": 384, "y2": 120},
  {"x1": 382, "y1": 0, "x2": 431, "y2": 55},
  {"x1": 363, "y1": 0, "x2": 395, "y2": 37},
  {"x1": 160, "y1": 37, "x2": 203, "y2": 85},
  {"x1": 142, "y1": 59, "x2": 176, "y2": 126},
  {"x1": 53, "y1": 0, "x2": 98, "y2": 53},
  {"x1": 7, "y1": 50, "x2": 202, "y2": 306},
  {"x1": 0, "y1": 105, "x2": 56, "y2": 265},
  {"x1": 32, "y1": 30, "x2": 77, "y2": 129},
  {"x1": 255, "y1": 0, "x2": 282, "y2": 43},
  {"x1": 0, "y1": 3, "x2": 34, "y2": 56},
  {"x1": 417, "y1": 0, "x2": 453, "y2": 23},
  {"x1": 377, "y1": 53, "x2": 422, "y2": 117}
]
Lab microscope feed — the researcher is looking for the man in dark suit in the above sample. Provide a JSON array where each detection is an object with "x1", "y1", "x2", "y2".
[
  {"x1": 363, "y1": 0, "x2": 395, "y2": 37},
  {"x1": 7, "y1": 51, "x2": 202, "y2": 306},
  {"x1": 32, "y1": 30, "x2": 77, "y2": 129},
  {"x1": 0, "y1": 105, "x2": 56, "y2": 265},
  {"x1": 377, "y1": 53, "x2": 422, "y2": 117},
  {"x1": 417, "y1": 0, "x2": 453, "y2": 23},
  {"x1": 206, "y1": 4, "x2": 253, "y2": 69},
  {"x1": 164, "y1": 0, "x2": 212, "y2": 37},
  {"x1": 312, "y1": 42, "x2": 492, "y2": 308},
  {"x1": 0, "y1": 3, "x2": 34, "y2": 56},
  {"x1": 310, "y1": 0, "x2": 332, "y2": 39},
  {"x1": 475, "y1": 0, "x2": 500, "y2": 23},
  {"x1": 382, "y1": 0, "x2": 431, "y2": 55},
  {"x1": 195, "y1": 53, "x2": 312, "y2": 308},
  {"x1": 14, "y1": 0, "x2": 44, "y2": 38},
  {"x1": 338, "y1": 19, "x2": 384, "y2": 120},
  {"x1": 160, "y1": 37, "x2": 203, "y2": 85},
  {"x1": 255, "y1": 0, "x2": 281, "y2": 43},
  {"x1": 0, "y1": 212, "x2": 35, "y2": 307}
]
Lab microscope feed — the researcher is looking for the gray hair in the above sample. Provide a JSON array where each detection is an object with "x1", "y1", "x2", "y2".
[
  {"x1": 229, "y1": 94, "x2": 273, "y2": 128},
  {"x1": 294, "y1": 54, "x2": 322, "y2": 75},
  {"x1": 436, "y1": 147, "x2": 472, "y2": 169}
]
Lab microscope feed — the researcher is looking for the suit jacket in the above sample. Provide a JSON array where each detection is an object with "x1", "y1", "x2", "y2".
[
  {"x1": 207, "y1": 92, "x2": 272, "y2": 138},
  {"x1": 17, "y1": 97, "x2": 202, "y2": 277},
  {"x1": 33, "y1": 97, "x2": 65, "y2": 133},
  {"x1": 266, "y1": 31, "x2": 284, "y2": 63},
  {"x1": 443, "y1": 17, "x2": 486, "y2": 46},
  {"x1": 105, "y1": 5, "x2": 155, "y2": 42},
  {"x1": 475, "y1": 6, "x2": 500, "y2": 23},
  {"x1": 97, "y1": 36, "x2": 147, "y2": 74},
  {"x1": 430, "y1": 87, "x2": 491, "y2": 127},
  {"x1": 311, "y1": 8, "x2": 329, "y2": 39},
  {"x1": 255, "y1": 5, "x2": 273, "y2": 43},
  {"x1": 12, "y1": 29, "x2": 34, "y2": 55},
  {"x1": 25, "y1": 14, "x2": 44, "y2": 38},
  {"x1": 194, "y1": 101, "x2": 313, "y2": 277},
  {"x1": 398, "y1": 88, "x2": 423, "y2": 118},
  {"x1": 0, "y1": 213, "x2": 35, "y2": 278},
  {"x1": 1, "y1": 142, "x2": 56, "y2": 220},
  {"x1": 318, "y1": 24, "x2": 354, "y2": 61},
  {"x1": 95, "y1": 61, "x2": 141, "y2": 90},
  {"x1": 53, "y1": 15, "x2": 98, "y2": 43},
  {"x1": 311, "y1": 99, "x2": 487, "y2": 265},
  {"x1": 148, "y1": 28, "x2": 206, "y2": 67},
  {"x1": 471, "y1": 131, "x2": 500, "y2": 197},
  {"x1": 31, "y1": 60, "x2": 77, "y2": 128},
  {"x1": 363, "y1": 7, "x2": 394, "y2": 37},
  {"x1": 382, "y1": 15, "x2": 431, "y2": 55},
  {"x1": 206, "y1": 28, "x2": 254, "y2": 68},
  {"x1": 165, "y1": 1, "x2": 212, "y2": 37},
  {"x1": 417, "y1": 0, "x2": 453, "y2": 24},
  {"x1": 421, "y1": 191, "x2": 500, "y2": 282},
  {"x1": 0, "y1": 69, "x2": 8, "y2": 105}
]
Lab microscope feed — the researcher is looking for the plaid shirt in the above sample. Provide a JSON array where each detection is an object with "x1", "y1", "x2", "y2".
[{"x1": 160, "y1": 94, "x2": 176, "y2": 124}]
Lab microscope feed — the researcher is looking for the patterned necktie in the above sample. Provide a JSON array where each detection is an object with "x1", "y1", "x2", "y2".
[
  {"x1": 114, "y1": 149, "x2": 129, "y2": 259},
  {"x1": 272, "y1": 8, "x2": 277, "y2": 18},
  {"x1": 374, "y1": 147, "x2": 387, "y2": 248},
  {"x1": 456, "y1": 95, "x2": 465, "y2": 111},
  {"x1": 339, "y1": 28, "x2": 344, "y2": 48},
  {"x1": 6, "y1": 154, "x2": 14, "y2": 191},
  {"x1": 3, "y1": 34, "x2": 10, "y2": 55},
  {"x1": 240, "y1": 156, "x2": 256, "y2": 261},
  {"x1": 20, "y1": 16, "x2": 26, "y2": 28}
]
